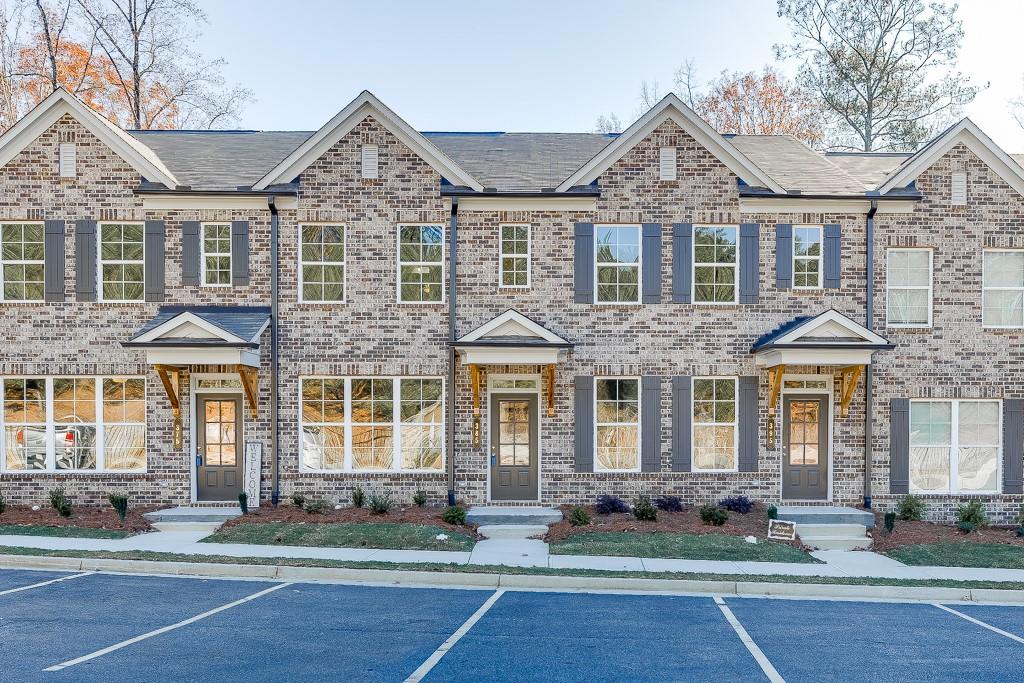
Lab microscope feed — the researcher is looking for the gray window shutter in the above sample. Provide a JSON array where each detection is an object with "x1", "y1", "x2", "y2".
[
  {"x1": 44, "y1": 220, "x2": 65, "y2": 302},
  {"x1": 739, "y1": 223, "x2": 760, "y2": 304},
  {"x1": 672, "y1": 376, "x2": 691, "y2": 472},
  {"x1": 641, "y1": 223, "x2": 662, "y2": 303},
  {"x1": 775, "y1": 223, "x2": 792, "y2": 290},
  {"x1": 573, "y1": 222, "x2": 594, "y2": 303},
  {"x1": 1003, "y1": 399, "x2": 1024, "y2": 494},
  {"x1": 738, "y1": 376, "x2": 758, "y2": 471},
  {"x1": 144, "y1": 220, "x2": 165, "y2": 302},
  {"x1": 641, "y1": 376, "x2": 661, "y2": 471},
  {"x1": 672, "y1": 223, "x2": 692, "y2": 303},
  {"x1": 889, "y1": 398, "x2": 910, "y2": 494},
  {"x1": 574, "y1": 376, "x2": 594, "y2": 472},
  {"x1": 824, "y1": 223, "x2": 841, "y2": 289},
  {"x1": 74, "y1": 219, "x2": 96, "y2": 301},
  {"x1": 181, "y1": 221, "x2": 200, "y2": 285},
  {"x1": 231, "y1": 220, "x2": 250, "y2": 286}
]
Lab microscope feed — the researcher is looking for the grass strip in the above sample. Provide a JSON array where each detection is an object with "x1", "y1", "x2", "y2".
[
  {"x1": 549, "y1": 532, "x2": 819, "y2": 563},
  {"x1": 203, "y1": 522, "x2": 475, "y2": 552},
  {"x1": 0, "y1": 525, "x2": 132, "y2": 539},
  {"x1": 886, "y1": 542, "x2": 1024, "y2": 570}
]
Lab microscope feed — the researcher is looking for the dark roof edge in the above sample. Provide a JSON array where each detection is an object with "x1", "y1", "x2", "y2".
[
  {"x1": 738, "y1": 190, "x2": 922, "y2": 201},
  {"x1": 450, "y1": 340, "x2": 574, "y2": 348},
  {"x1": 751, "y1": 342, "x2": 896, "y2": 352},
  {"x1": 134, "y1": 184, "x2": 298, "y2": 196},
  {"x1": 441, "y1": 188, "x2": 601, "y2": 198},
  {"x1": 121, "y1": 340, "x2": 260, "y2": 349}
]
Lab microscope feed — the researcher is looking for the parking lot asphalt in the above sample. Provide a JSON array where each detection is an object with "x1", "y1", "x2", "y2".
[{"x1": 0, "y1": 567, "x2": 1021, "y2": 683}]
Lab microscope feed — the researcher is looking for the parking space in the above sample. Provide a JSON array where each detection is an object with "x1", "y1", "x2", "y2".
[
  {"x1": 0, "y1": 568, "x2": 77, "y2": 592},
  {"x1": 946, "y1": 603, "x2": 1024, "y2": 640}
]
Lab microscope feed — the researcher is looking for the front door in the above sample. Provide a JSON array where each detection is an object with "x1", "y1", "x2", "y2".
[
  {"x1": 782, "y1": 395, "x2": 829, "y2": 500},
  {"x1": 489, "y1": 393, "x2": 538, "y2": 501},
  {"x1": 196, "y1": 394, "x2": 243, "y2": 501}
]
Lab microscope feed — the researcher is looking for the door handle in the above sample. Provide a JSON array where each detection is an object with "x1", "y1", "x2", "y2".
[
  {"x1": 490, "y1": 454, "x2": 496, "y2": 466},
  {"x1": 196, "y1": 455, "x2": 202, "y2": 467}
]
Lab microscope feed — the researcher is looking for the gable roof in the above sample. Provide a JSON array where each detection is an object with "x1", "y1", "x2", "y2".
[
  {"x1": 455, "y1": 309, "x2": 572, "y2": 347},
  {"x1": 125, "y1": 306, "x2": 271, "y2": 347},
  {"x1": 752, "y1": 309, "x2": 891, "y2": 352},
  {"x1": 252, "y1": 90, "x2": 483, "y2": 191},
  {"x1": 0, "y1": 88, "x2": 179, "y2": 188}
]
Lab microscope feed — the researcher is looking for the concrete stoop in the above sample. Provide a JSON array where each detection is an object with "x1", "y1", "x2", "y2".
[
  {"x1": 144, "y1": 506, "x2": 243, "y2": 525},
  {"x1": 466, "y1": 506, "x2": 562, "y2": 527},
  {"x1": 777, "y1": 506, "x2": 874, "y2": 551},
  {"x1": 477, "y1": 524, "x2": 549, "y2": 540}
]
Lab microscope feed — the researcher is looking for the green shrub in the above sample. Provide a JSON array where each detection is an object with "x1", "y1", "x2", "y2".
[
  {"x1": 955, "y1": 500, "x2": 988, "y2": 528},
  {"x1": 0, "y1": 493, "x2": 6, "y2": 516},
  {"x1": 1015, "y1": 504, "x2": 1024, "y2": 527},
  {"x1": 368, "y1": 494, "x2": 392, "y2": 515},
  {"x1": 352, "y1": 486, "x2": 365, "y2": 508},
  {"x1": 442, "y1": 505, "x2": 466, "y2": 526},
  {"x1": 290, "y1": 493, "x2": 306, "y2": 510},
  {"x1": 413, "y1": 490, "x2": 428, "y2": 507},
  {"x1": 107, "y1": 493, "x2": 129, "y2": 522},
  {"x1": 699, "y1": 504, "x2": 729, "y2": 526},
  {"x1": 49, "y1": 487, "x2": 72, "y2": 517},
  {"x1": 884, "y1": 511, "x2": 896, "y2": 533},
  {"x1": 767, "y1": 504, "x2": 778, "y2": 520},
  {"x1": 957, "y1": 521, "x2": 977, "y2": 534},
  {"x1": 568, "y1": 506, "x2": 590, "y2": 526},
  {"x1": 896, "y1": 493, "x2": 926, "y2": 521},
  {"x1": 303, "y1": 499, "x2": 330, "y2": 515},
  {"x1": 633, "y1": 495, "x2": 657, "y2": 521},
  {"x1": 238, "y1": 492, "x2": 249, "y2": 515}
]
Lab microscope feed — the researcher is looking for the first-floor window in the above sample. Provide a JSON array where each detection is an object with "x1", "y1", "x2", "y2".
[
  {"x1": 692, "y1": 377, "x2": 737, "y2": 471},
  {"x1": 595, "y1": 378, "x2": 639, "y2": 471},
  {"x1": 910, "y1": 400, "x2": 1000, "y2": 493},
  {"x1": 1, "y1": 376, "x2": 145, "y2": 472}
]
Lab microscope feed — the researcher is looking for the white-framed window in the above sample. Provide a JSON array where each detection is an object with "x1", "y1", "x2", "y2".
[
  {"x1": 300, "y1": 376, "x2": 444, "y2": 472},
  {"x1": 693, "y1": 225, "x2": 738, "y2": 304},
  {"x1": 982, "y1": 249, "x2": 1024, "y2": 328},
  {"x1": 595, "y1": 225, "x2": 641, "y2": 304},
  {"x1": 398, "y1": 224, "x2": 444, "y2": 303},
  {"x1": 1, "y1": 376, "x2": 146, "y2": 473},
  {"x1": 886, "y1": 248, "x2": 932, "y2": 327},
  {"x1": 499, "y1": 224, "x2": 530, "y2": 288},
  {"x1": 0, "y1": 221, "x2": 45, "y2": 301},
  {"x1": 98, "y1": 222, "x2": 144, "y2": 301},
  {"x1": 594, "y1": 377, "x2": 640, "y2": 471},
  {"x1": 201, "y1": 223, "x2": 232, "y2": 287},
  {"x1": 300, "y1": 224, "x2": 345, "y2": 302},
  {"x1": 910, "y1": 399, "x2": 1000, "y2": 494},
  {"x1": 793, "y1": 225, "x2": 823, "y2": 289},
  {"x1": 692, "y1": 377, "x2": 738, "y2": 471}
]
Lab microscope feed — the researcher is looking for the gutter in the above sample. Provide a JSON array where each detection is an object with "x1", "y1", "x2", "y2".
[
  {"x1": 864, "y1": 199, "x2": 878, "y2": 509},
  {"x1": 133, "y1": 187, "x2": 297, "y2": 197},
  {"x1": 446, "y1": 197, "x2": 459, "y2": 506},
  {"x1": 737, "y1": 191, "x2": 921, "y2": 201},
  {"x1": 268, "y1": 196, "x2": 281, "y2": 506},
  {"x1": 440, "y1": 189, "x2": 601, "y2": 198}
]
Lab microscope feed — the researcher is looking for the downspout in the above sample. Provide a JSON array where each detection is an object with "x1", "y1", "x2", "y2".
[
  {"x1": 863, "y1": 199, "x2": 878, "y2": 509},
  {"x1": 268, "y1": 196, "x2": 281, "y2": 506},
  {"x1": 446, "y1": 197, "x2": 459, "y2": 506}
]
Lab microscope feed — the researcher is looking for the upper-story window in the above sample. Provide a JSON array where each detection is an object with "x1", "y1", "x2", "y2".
[
  {"x1": 499, "y1": 224, "x2": 530, "y2": 288},
  {"x1": 693, "y1": 225, "x2": 738, "y2": 304},
  {"x1": 595, "y1": 225, "x2": 640, "y2": 303},
  {"x1": 692, "y1": 377, "x2": 738, "y2": 471},
  {"x1": 793, "y1": 225, "x2": 823, "y2": 289},
  {"x1": 594, "y1": 377, "x2": 640, "y2": 472},
  {"x1": 201, "y1": 223, "x2": 232, "y2": 287},
  {"x1": 398, "y1": 224, "x2": 443, "y2": 303},
  {"x1": 99, "y1": 222, "x2": 144, "y2": 302},
  {"x1": 300, "y1": 224, "x2": 345, "y2": 302},
  {"x1": 886, "y1": 248, "x2": 932, "y2": 327},
  {"x1": 982, "y1": 249, "x2": 1024, "y2": 328},
  {"x1": 1, "y1": 222, "x2": 44, "y2": 302}
]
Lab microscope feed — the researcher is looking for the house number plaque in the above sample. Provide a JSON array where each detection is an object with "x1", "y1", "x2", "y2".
[
  {"x1": 765, "y1": 417, "x2": 776, "y2": 450},
  {"x1": 472, "y1": 416, "x2": 481, "y2": 447}
]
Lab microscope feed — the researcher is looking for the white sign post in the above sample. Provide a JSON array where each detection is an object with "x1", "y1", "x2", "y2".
[{"x1": 243, "y1": 442, "x2": 262, "y2": 508}]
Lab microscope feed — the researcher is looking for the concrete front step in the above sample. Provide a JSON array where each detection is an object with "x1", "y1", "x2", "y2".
[
  {"x1": 144, "y1": 506, "x2": 243, "y2": 524},
  {"x1": 776, "y1": 505, "x2": 875, "y2": 529},
  {"x1": 797, "y1": 523, "x2": 868, "y2": 538},
  {"x1": 477, "y1": 524, "x2": 548, "y2": 540},
  {"x1": 799, "y1": 536, "x2": 873, "y2": 551},
  {"x1": 151, "y1": 522, "x2": 225, "y2": 534},
  {"x1": 466, "y1": 506, "x2": 562, "y2": 527}
]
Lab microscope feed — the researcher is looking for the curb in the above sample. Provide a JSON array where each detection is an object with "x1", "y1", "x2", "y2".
[{"x1": 2, "y1": 554, "x2": 1022, "y2": 603}]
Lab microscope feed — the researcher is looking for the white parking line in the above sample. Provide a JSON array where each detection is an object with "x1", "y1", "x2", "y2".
[
  {"x1": 715, "y1": 596, "x2": 786, "y2": 683},
  {"x1": 43, "y1": 582, "x2": 292, "y2": 672},
  {"x1": 403, "y1": 589, "x2": 505, "y2": 683},
  {"x1": 0, "y1": 571, "x2": 92, "y2": 596},
  {"x1": 933, "y1": 603, "x2": 1024, "y2": 645}
]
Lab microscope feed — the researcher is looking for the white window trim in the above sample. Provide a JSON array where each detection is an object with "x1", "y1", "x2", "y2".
[
  {"x1": 982, "y1": 248, "x2": 1024, "y2": 330},
  {"x1": 691, "y1": 376, "x2": 740, "y2": 473},
  {"x1": 0, "y1": 376, "x2": 147, "y2": 474},
  {"x1": 886, "y1": 247, "x2": 933, "y2": 328},
  {"x1": 396, "y1": 223, "x2": 445, "y2": 305},
  {"x1": 498, "y1": 223, "x2": 531, "y2": 289},
  {"x1": 593, "y1": 376, "x2": 642, "y2": 473},
  {"x1": 298, "y1": 223, "x2": 347, "y2": 304},
  {"x1": 909, "y1": 398, "x2": 1002, "y2": 495},
  {"x1": 199, "y1": 222, "x2": 232, "y2": 288},
  {"x1": 0, "y1": 220, "x2": 45, "y2": 303},
  {"x1": 792, "y1": 224, "x2": 823, "y2": 290},
  {"x1": 97, "y1": 221, "x2": 145, "y2": 303},
  {"x1": 692, "y1": 224, "x2": 739, "y2": 305},
  {"x1": 298, "y1": 376, "x2": 445, "y2": 474},
  {"x1": 594, "y1": 224, "x2": 642, "y2": 305}
]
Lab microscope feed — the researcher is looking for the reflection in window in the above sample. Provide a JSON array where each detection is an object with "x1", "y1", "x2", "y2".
[
  {"x1": 692, "y1": 377, "x2": 737, "y2": 470},
  {"x1": 497, "y1": 400, "x2": 530, "y2": 466},
  {"x1": 398, "y1": 225, "x2": 443, "y2": 302},
  {"x1": 1, "y1": 223, "x2": 44, "y2": 301},
  {"x1": 54, "y1": 378, "x2": 96, "y2": 470},
  {"x1": 595, "y1": 226, "x2": 640, "y2": 303},
  {"x1": 910, "y1": 400, "x2": 1000, "y2": 493},
  {"x1": 400, "y1": 379, "x2": 443, "y2": 470},
  {"x1": 982, "y1": 250, "x2": 1024, "y2": 328},
  {"x1": 102, "y1": 378, "x2": 146, "y2": 470},
  {"x1": 499, "y1": 224, "x2": 530, "y2": 287},
  {"x1": 99, "y1": 223, "x2": 145, "y2": 301},
  {"x1": 300, "y1": 379, "x2": 345, "y2": 469},
  {"x1": 694, "y1": 226, "x2": 738, "y2": 303},
  {"x1": 202, "y1": 223, "x2": 232, "y2": 286},
  {"x1": 3, "y1": 377, "x2": 46, "y2": 470},
  {"x1": 595, "y1": 378, "x2": 639, "y2": 470},
  {"x1": 301, "y1": 225, "x2": 345, "y2": 302},
  {"x1": 352, "y1": 378, "x2": 394, "y2": 469},
  {"x1": 793, "y1": 226, "x2": 822, "y2": 289}
]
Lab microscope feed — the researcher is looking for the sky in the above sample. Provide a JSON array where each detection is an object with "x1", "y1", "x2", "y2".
[{"x1": 198, "y1": 0, "x2": 1024, "y2": 151}]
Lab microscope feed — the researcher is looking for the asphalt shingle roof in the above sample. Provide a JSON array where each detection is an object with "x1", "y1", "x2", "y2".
[
  {"x1": 728, "y1": 135, "x2": 869, "y2": 194},
  {"x1": 128, "y1": 306, "x2": 271, "y2": 345}
]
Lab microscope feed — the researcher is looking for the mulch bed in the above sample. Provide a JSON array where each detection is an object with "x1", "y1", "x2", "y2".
[
  {"x1": 868, "y1": 510, "x2": 1024, "y2": 552},
  {"x1": 219, "y1": 504, "x2": 481, "y2": 539},
  {"x1": 0, "y1": 505, "x2": 155, "y2": 534}
]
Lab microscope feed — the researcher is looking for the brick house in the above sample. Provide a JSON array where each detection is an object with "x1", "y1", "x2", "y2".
[{"x1": 1, "y1": 88, "x2": 1022, "y2": 522}]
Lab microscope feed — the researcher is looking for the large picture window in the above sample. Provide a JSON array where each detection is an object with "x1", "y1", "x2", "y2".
[
  {"x1": 693, "y1": 225, "x2": 738, "y2": 303},
  {"x1": 595, "y1": 225, "x2": 640, "y2": 303},
  {"x1": 982, "y1": 250, "x2": 1024, "y2": 328},
  {"x1": 1, "y1": 222, "x2": 44, "y2": 301},
  {"x1": 692, "y1": 377, "x2": 737, "y2": 471},
  {"x1": 910, "y1": 400, "x2": 1000, "y2": 494},
  {"x1": 886, "y1": 248, "x2": 932, "y2": 327},
  {"x1": 398, "y1": 224, "x2": 444, "y2": 303},
  {"x1": 300, "y1": 224, "x2": 345, "y2": 302},
  {"x1": 99, "y1": 223, "x2": 144, "y2": 301},
  {"x1": 594, "y1": 378, "x2": 640, "y2": 471}
]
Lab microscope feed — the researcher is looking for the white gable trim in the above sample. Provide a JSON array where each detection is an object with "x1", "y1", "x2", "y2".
[
  {"x1": 773, "y1": 310, "x2": 889, "y2": 346},
  {"x1": 0, "y1": 89, "x2": 179, "y2": 188},
  {"x1": 878, "y1": 119, "x2": 1024, "y2": 196},
  {"x1": 132, "y1": 312, "x2": 248, "y2": 345},
  {"x1": 457, "y1": 309, "x2": 569, "y2": 344},
  {"x1": 555, "y1": 93, "x2": 786, "y2": 194},
  {"x1": 253, "y1": 91, "x2": 483, "y2": 191}
]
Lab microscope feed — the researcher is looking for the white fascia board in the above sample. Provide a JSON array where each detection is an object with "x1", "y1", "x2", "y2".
[
  {"x1": 132, "y1": 312, "x2": 246, "y2": 344},
  {"x1": 141, "y1": 195, "x2": 298, "y2": 211},
  {"x1": 457, "y1": 196, "x2": 597, "y2": 212},
  {"x1": 739, "y1": 197, "x2": 916, "y2": 214},
  {"x1": 774, "y1": 309, "x2": 890, "y2": 346},
  {"x1": 145, "y1": 347, "x2": 258, "y2": 367},
  {"x1": 555, "y1": 93, "x2": 786, "y2": 194},
  {"x1": 458, "y1": 309, "x2": 569, "y2": 344},
  {"x1": 458, "y1": 346, "x2": 563, "y2": 366},
  {"x1": 754, "y1": 348, "x2": 877, "y2": 368},
  {"x1": 253, "y1": 91, "x2": 483, "y2": 191}
]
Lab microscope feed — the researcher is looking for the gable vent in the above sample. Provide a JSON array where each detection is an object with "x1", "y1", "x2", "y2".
[
  {"x1": 659, "y1": 146, "x2": 677, "y2": 181},
  {"x1": 361, "y1": 144, "x2": 379, "y2": 179},
  {"x1": 59, "y1": 143, "x2": 77, "y2": 178},
  {"x1": 951, "y1": 171, "x2": 967, "y2": 205}
]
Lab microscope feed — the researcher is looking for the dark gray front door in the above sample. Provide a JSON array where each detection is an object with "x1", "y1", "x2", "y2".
[
  {"x1": 489, "y1": 393, "x2": 539, "y2": 501},
  {"x1": 782, "y1": 395, "x2": 829, "y2": 500},
  {"x1": 197, "y1": 394, "x2": 243, "y2": 501}
]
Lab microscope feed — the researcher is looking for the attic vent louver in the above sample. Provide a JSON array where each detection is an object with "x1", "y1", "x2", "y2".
[
  {"x1": 951, "y1": 171, "x2": 967, "y2": 205},
  {"x1": 361, "y1": 144, "x2": 378, "y2": 179},
  {"x1": 659, "y1": 147, "x2": 677, "y2": 181},
  {"x1": 59, "y1": 142, "x2": 76, "y2": 178}
]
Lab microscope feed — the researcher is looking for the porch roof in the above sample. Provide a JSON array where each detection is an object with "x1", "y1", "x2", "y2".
[
  {"x1": 122, "y1": 305, "x2": 270, "y2": 367},
  {"x1": 751, "y1": 309, "x2": 894, "y2": 367},
  {"x1": 453, "y1": 309, "x2": 572, "y2": 365}
]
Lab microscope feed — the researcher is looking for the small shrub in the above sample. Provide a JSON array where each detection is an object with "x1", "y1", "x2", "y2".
[
  {"x1": 957, "y1": 521, "x2": 977, "y2": 534},
  {"x1": 1017, "y1": 526, "x2": 1024, "y2": 538},
  {"x1": 49, "y1": 487, "x2": 72, "y2": 517},
  {"x1": 884, "y1": 511, "x2": 896, "y2": 533},
  {"x1": 1015, "y1": 504, "x2": 1024, "y2": 527},
  {"x1": 0, "y1": 493, "x2": 6, "y2": 516},
  {"x1": 303, "y1": 499, "x2": 330, "y2": 515},
  {"x1": 718, "y1": 495, "x2": 753, "y2": 514},
  {"x1": 352, "y1": 486, "x2": 365, "y2": 508},
  {"x1": 442, "y1": 505, "x2": 466, "y2": 526},
  {"x1": 633, "y1": 495, "x2": 657, "y2": 521},
  {"x1": 594, "y1": 495, "x2": 630, "y2": 515},
  {"x1": 896, "y1": 493, "x2": 926, "y2": 521},
  {"x1": 654, "y1": 495, "x2": 683, "y2": 512},
  {"x1": 290, "y1": 493, "x2": 306, "y2": 510},
  {"x1": 107, "y1": 492, "x2": 129, "y2": 522},
  {"x1": 569, "y1": 506, "x2": 591, "y2": 526},
  {"x1": 368, "y1": 494, "x2": 392, "y2": 515},
  {"x1": 238, "y1": 492, "x2": 249, "y2": 515},
  {"x1": 955, "y1": 500, "x2": 989, "y2": 528},
  {"x1": 767, "y1": 504, "x2": 778, "y2": 520},
  {"x1": 413, "y1": 490, "x2": 428, "y2": 507},
  {"x1": 699, "y1": 504, "x2": 729, "y2": 526}
]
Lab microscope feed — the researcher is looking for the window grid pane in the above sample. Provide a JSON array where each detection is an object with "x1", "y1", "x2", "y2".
[
  {"x1": 692, "y1": 378, "x2": 737, "y2": 470},
  {"x1": 300, "y1": 378, "x2": 346, "y2": 469},
  {"x1": 595, "y1": 378, "x2": 639, "y2": 470},
  {"x1": 887, "y1": 249, "x2": 931, "y2": 325},
  {"x1": 910, "y1": 400, "x2": 1000, "y2": 493},
  {"x1": 300, "y1": 224, "x2": 345, "y2": 302},
  {"x1": 398, "y1": 225, "x2": 443, "y2": 302},
  {"x1": 793, "y1": 226, "x2": 822, "y2": 289},
  {"x1": 99, "y1": 223, "x2": 144, "y2": 301},
  {"x1": 1, "y1": 223, "x2": 45, "y2": 301},
  {"x1": 983, "y1": 250, "x2": 1024, "y2": 327},
  {"x1": 499, "y1": 224, "x2": 530, "y2": 287},
  {"x1": 595, "y1": 226, "x2": 640, "y2": 303},
  {"x1": 693, "y1": 226, "x2": 737, "y2": 303},
  {"x1": 202, "y1": 223, "x2": 232, "y2": 286}
]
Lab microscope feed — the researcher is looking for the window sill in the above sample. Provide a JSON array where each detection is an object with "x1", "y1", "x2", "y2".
[
  {"x1": 296, "y1": 469, "x2": 445, "y2": 476},
  {"x1": 0, "y1": 470, "x2": 149, "y2": 476}
]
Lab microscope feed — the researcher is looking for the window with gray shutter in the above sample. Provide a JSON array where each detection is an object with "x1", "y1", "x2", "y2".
[
  {"x1": 574, "y1": 376, "x2": 594, "y2": 472},
  {"x1": 889, "y1": 398, "x2": 910, "y2": 494},
  {"x1": 775, "y1": 223, "x2": 792, "y2": 289},
  {"x1": 44, "y1": 220, "x2": 65, "y2": 302},
  {"x1": 824, "y1": 223, "x2": 841, "y2": 289},
  {"x1": 181, "y1": 221, "x2": 201, "y2": 285},
  {"x1": 739, "y1": 223, "x2": 760, "y2": 304},
  {"x1": 672, "y1": 376, "x2": 691, "y2": 471},
  {"x1": 144, "y1": 220, "x2": 165, "y2": 302},
  {"x1": 738, "y1": 376, "x2": 758, "y2": 471},
  {"x1": 1003, "y1": 399, "x2": 1024, "y2": 494},
  {"x1": 74, "y1": 219, "x2": 97, "y2": 301},
  {"x1": 641, "y1": 376, "x2": 661, "y2": 471},
  {"x1": 231, "y1": 220, "x2": 249, "y2": 286},
  {"x1": 641, "y1": 223, "x2": 662, "y2": 303},
  {"x1": 672, "y1": 223, "x2": 692, "y2": 303},
  {"x1": 574, "y1": 223, "x2": 594, "y2": 303}
]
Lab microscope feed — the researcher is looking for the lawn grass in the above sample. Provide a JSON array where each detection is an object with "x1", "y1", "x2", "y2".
[
  {"x1": 886, "y1": 542, "x2": 1024, "y2": 569},
  {"x1": 203, "y1": 522, "x2": 475, "y2": 552},
  {"x1": 0, "y1": 524, "x2": 132, "y2": 539},
  {"x1": 549, "y1": 532, "x2": 820, "y2": 564}
]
